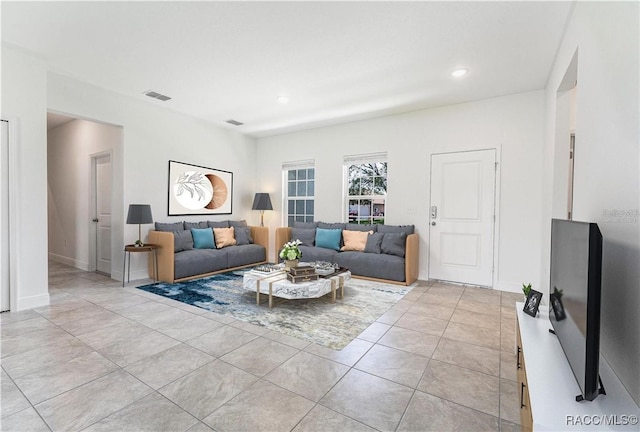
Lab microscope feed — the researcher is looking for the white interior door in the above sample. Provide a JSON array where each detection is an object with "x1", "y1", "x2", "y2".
[
  {"x1": 429, "y1": 149, "x2": 496, "y2": 287},
  {"x1": 95, "y1": 155, "x2": 112, "y2": 275},
  {"x1": 1, "y1": 120, "x2": 10, "y2": 311}
]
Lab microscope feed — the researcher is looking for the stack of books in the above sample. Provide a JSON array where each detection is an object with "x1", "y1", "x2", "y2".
[{"x1": 286, "y1": 266, "x2": 318, "y2": 283}]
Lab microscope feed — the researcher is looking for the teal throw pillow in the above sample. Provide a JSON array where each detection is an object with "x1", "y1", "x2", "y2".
[
  {"x1": 191, "y1": 228, "x2": 215, "y2": 249},
  {"x1": 315, "y1": 228, "x2": 342, "y2": 251}
]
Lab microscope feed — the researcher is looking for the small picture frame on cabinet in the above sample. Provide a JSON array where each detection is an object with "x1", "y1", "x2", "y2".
[{"x1": 523, "y1": 289, "x2": 543, "y2": 317}]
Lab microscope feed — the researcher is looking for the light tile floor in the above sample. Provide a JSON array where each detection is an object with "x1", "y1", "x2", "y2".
[{"x1": 1, "y1": 261, "x2": 523, "y2": 431}]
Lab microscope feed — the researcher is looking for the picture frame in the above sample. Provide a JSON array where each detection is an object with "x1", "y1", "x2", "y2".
[
  {"x1": 523, "y1": 289, "x2": 543, "y2": 317},
  {"x1": 168, "y1": 160, "x2": 233, "y2": 216},
  {"x1": 550, "y1": 293, "x2": 567, "y2": 321}
]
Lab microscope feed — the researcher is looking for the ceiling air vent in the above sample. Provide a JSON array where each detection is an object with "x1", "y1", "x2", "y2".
[
  {"x1": 226, "y1": 119, "x2": 244, "y2": 126},
  {"x1": 143, "y1": 90, "x2": 172, "y2": 101}
]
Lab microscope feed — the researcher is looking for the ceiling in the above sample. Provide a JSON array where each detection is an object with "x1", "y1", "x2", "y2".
[{"x1": 3, "y1": 1, "x2": 573, "y2": 138}]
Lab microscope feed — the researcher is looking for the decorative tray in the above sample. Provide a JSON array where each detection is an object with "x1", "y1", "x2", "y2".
[{"x1": 253, "y1": 264, "x2": 283, "y2": 273}]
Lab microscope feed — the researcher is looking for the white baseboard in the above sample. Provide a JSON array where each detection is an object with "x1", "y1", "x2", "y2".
[
  {"x1": 494, "y1": 280, "x2": 523, "y2": 294},
  {"x1": 48, "y1": 252, "x2": 90, "y2": 271},
  {"x1": 15, "y1": 293, "x2": 50, "y2": 311},
  {"x1": 113, "y1": 268, "x2": 149, "y2": 285}
]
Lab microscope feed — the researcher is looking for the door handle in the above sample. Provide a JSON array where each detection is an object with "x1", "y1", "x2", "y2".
[
  {"x1": 92, "y1": 218, "x2": 99, "y2": 223},
  {"x1": 431, "y1": 206, "x2": 437, "y2": 219}
]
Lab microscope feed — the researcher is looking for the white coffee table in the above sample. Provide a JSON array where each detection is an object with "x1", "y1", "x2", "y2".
[{"x1": 242, "y1": 269, "x2": 351, "y2": 308}]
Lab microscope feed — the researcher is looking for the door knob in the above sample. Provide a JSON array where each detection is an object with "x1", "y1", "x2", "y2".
[
  {"x1": 431, "y1": 222, "x2": 436, "y2": 226},
  {"x1": 92, "y1": 218, "x2": 99, "y2": 222}
]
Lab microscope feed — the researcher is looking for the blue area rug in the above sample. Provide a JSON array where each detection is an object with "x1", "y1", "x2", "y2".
[{"x1": 137, "y1": 270, "x2": 411, "y2": 349}]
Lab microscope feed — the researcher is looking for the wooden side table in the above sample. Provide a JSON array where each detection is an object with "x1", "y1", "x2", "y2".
[{"x1": 122, "y1": 244, "x2": 158, "y2": 287}]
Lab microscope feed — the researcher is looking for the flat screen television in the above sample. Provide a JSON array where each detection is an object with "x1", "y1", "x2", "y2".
[{"x1": 549, "y1": 218, "x2": 604, "y2": 402}]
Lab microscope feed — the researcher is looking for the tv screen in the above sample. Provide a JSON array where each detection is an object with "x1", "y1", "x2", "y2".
[{"x1": 549, "y1": 219, "x2": 603, "y2": 402}]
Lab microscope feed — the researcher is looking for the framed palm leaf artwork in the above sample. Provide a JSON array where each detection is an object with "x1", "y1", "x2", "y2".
[{"x1": 168, "y1": 160, "x2": 233, "y2": 215}]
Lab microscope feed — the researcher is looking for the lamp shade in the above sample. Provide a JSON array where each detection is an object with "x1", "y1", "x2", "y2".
[
  {"x1": 126, "y1": 204, "x2": 153, "y2": 224},
  {"x1": 251, "y1": 193, "x2": 273, "y2": 211}
]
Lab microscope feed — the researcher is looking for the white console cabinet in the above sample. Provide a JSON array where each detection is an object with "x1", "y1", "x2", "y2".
[{"x1": 516, "y1": 303, "x2": 639, "y2": 431}]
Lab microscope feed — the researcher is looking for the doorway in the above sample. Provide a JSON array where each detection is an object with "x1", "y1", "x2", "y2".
[
  {"x1": 428, "y1": 149, "x2": 497, "y2": 287},
  {"x1": 92, "y1": 153, "x2": 112, "y2": 275}
]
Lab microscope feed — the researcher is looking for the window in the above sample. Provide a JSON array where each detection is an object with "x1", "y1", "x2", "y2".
[
  {"x1": 283, "y1": 160, "x2": 315, "y2": 227},
  {"x1": 345, "y1": 153, "x2": 387, "y2": 224}
]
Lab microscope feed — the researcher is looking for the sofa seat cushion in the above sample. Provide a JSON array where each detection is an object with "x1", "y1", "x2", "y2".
[
  {"x1": 298, "y1": 245, "x2": 338, "y2": 263},
  {"x1": 226, "y1": 244, "x2": 266, "y2": 268},
  {"x1": 174, "y1": 249, "x2": 228, "y2": 279},
  {"x1": 335, "y1": 251, "x2": 405, "y2": 282}
]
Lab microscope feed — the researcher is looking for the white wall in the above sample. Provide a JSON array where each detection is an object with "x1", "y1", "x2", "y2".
[
  {"x1": 1, "y1": 46, "x2": 50, "y2": 310},
  {"x1": 257, "y1": 91, "x2": 545, "y2": 291},
  {"x1": 47, "y1": 119, "x2": 123, "y2": 271},
  {"x1": 47, "y1": 73, "x2": 258, "y2": 282},
  {"x1": 542, "y1": 1, "x2": 640, "y2": 406}
]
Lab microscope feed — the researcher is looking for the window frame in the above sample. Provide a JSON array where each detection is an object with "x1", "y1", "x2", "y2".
[
  {"x1": 343, "y1": 153, "x2": 388, "y2": 225},
  {"x1": 282, "y1": 160, "x2": 315, "y2": 227}
]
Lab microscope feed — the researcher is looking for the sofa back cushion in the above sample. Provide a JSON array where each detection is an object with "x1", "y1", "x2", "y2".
[
  {"x1": 155, "y1": 221, "x2": 184, "y2": 232},
  {"x1": 315, "y1": 228, "x2": 342, "y2": 251},
  {"x1": 291, "y1": 227, "x2": 316, "y2": 246},
  {"x1": 381, "y1": 232, "x2": 407, "y2": 257},
  {"x1": 191, "y1": 228, "x2": 215, "y2": 249},
  {"x1": 317, "y1": 222, "x2": 346, "y2": 230},
  {"x1": 208, "y1": 220, "x2": 230, "y2": 228},
  {"x1": 293, "y1": 221, "x2": 318, "y2": 229},
  {"x1": 346, "y1": 223, "x2": 378, "y2": 233},
  {"x1": 174, "y1": 230, "x2": 194, "y2": 252},
  {"x1": 185, "y1": 221, "x2": 209, "y2": 230},
  {"x1": 228, "y1": 220, "x2": 248, "y2": 228},
  {"x1": 341, "y1": 230, "x2": 372, "y2": 252},
  {"x1": 378, "y1": 224, "x2": 414, "y2": 235},
  {"x1": 364, "y1": 232, "x2": 384, "y2": 254},
  {"x1": 214, "y1": 227, "x2": 237, "y2": 248}
]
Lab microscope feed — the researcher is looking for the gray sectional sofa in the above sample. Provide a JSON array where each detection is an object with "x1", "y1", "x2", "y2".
[
  {"x1": 148, "y1": 220, "x2": 268, "y2": 283},
  {"x1": 275, "y1": 222, "x2": 419, "y2": 285}
]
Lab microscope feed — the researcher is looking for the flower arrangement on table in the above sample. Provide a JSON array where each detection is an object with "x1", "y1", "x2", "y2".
[{"x1": 279, "y1": 239, "x2": 302, "y2": 261}]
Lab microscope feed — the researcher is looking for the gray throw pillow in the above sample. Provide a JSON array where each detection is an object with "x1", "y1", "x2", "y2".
[
  {"x1": 293, "y1": 221, "x2": 318, "y2": 229},
  {"x1": 378, "y1": 224, "x2": 415, "y2": 235},
  {"x1": 381, "y1": 232, "x2": 407, "y2": 257},
  {"x1": 184, "y1": 221, "x2": 209, "y2": 230},
  {"x1": 291, "y1": 227, "x2": 316, "y2": 246},
  {"x1": 346, "y1": 223, "x2": 378, "y2": 233},
  {"x1": 207, "y1": 220, "x2": 229, "y2": 228},
  {"x1": 229, "y1": 220, "x2": 248, "y2": 228},
  {"x1": 235, "y1": 227, "x2": 253, "y2": 245},
  {"x1": 173, "y1": 230, "x2": 194, "y2": 252},
  {"x1": 364, "y1": 232, "x2": 384, "y2": 254},
  {"x1": 155, "y1": 221, "x2": 184, "y2": 232}
]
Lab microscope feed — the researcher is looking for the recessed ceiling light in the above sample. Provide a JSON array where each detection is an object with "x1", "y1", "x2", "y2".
[
  {"x1": 451, "y1": 68, "x2": 468, "y2": 78},
  {"x1": 276, "y1": 95, "x2": 289, "y2": 104}
]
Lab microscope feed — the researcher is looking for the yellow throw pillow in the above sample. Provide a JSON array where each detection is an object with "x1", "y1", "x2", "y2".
[
  {"x1": 341, "y1": 230, "x2": 372, "y2": 252},
  {"x1": 213, "y1": 227, "x2": 237, "y2": 248}
]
